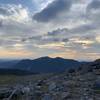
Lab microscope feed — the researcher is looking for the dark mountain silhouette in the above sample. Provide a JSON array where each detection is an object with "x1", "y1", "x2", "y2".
[
  {"x1": 13, "y1": 57, "x2": 82, "y2": 73},
  {"x1": 0, "y1": 60, "x2": 19, "y2": 68},
  {"x1": 0, "y1": 57, "x2": 99, "y2": 75}
]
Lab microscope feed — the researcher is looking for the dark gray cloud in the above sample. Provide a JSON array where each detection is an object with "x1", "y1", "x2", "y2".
[
  {"x1": 48, "y1": 28, "x2": 68, "y2": 36},
  {"x1": 33, "y1": 0, "x2": 72, "y2": 22},
  {"x1": 0, "y1": 7, "x2": 10, "y2": 16},
  {"x1": 47, "y1": 23, "x2": 98, "y2": 37},
  {"x1": 86, "y1": 0, "x2": 100, "y2": 24},
  {"x1": 21, "y1": 35, "x2": 42, "y2": 42},
  {"x1": 87, "y1": 0, "x2": 100, "y2": 10},
  {"x1": 62, "y1": 38, "x2": 69, "y2": 42},
  {"x1": 0, "y1": 20, "x2": 3, "y2": 27}
]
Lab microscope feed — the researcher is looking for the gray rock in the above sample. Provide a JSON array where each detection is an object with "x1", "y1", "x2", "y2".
[
  {"x1": 42, "y1": 94, "x2": 53, "y2": 100},
  {"x1": 48, "y1": 82, "x2": 56, "y2": 91}
]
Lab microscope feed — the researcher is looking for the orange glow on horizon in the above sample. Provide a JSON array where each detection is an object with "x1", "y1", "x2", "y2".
[{"x1": 0, "y1": 49, "x2": 34, "y2": 58}]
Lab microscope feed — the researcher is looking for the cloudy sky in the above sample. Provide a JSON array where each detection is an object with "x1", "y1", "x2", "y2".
[{"x1": 0, "y1": 0, "x2": 100, "y2": 60}]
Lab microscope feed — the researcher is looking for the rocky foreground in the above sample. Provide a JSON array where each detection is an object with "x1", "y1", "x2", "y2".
[{"x1": 0, "y1": 60, "x2": 100, "y2": 100}]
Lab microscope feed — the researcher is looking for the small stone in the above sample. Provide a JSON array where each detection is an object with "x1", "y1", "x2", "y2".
[
  {"x1": 42, "y1": 94, "x2": 53, "y2": 100},
  {"x1": 49, "y1": 82, "x2": 56, "y2": 91}
]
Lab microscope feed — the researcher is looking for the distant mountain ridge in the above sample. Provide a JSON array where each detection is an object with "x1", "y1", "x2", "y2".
[
  {"x1": 0, "y1": 57, "x2": 99, "y2": 75},
  {"x1": 0, "y1": 60, "x2": 19, "y2": 68},
  {"x1": 14, "y1": 57, "x2": 82, "y2": 73}
]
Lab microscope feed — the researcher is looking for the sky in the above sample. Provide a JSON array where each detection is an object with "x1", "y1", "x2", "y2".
[{"x1": 0, "y1": 0, "x2": 100, "y2": 60}]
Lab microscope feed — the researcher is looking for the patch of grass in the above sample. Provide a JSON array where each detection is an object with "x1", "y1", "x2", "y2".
[
  {"x1": 94, "y1": 89, "x2": 100, "y2": 94},
  {"x1": 0, "y1": 74, "x2": 53, "y2": 85}
]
